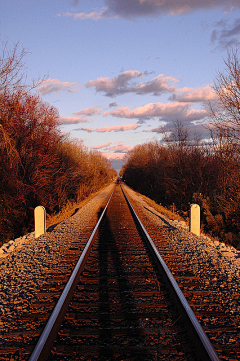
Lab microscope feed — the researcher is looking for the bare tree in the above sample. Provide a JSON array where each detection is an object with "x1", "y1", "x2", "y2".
[
  {"x1": 0, "y1": 40, "x2": 28, "y2": 93},
  {"x1": 209, "y1": 48, "x2": 240, "y2": 141}
]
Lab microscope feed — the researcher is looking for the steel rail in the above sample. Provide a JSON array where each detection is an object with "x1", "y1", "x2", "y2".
[
  {"x1": 121, "y1": 184, "x2": 220, "y2": 361},
  {"x1": 28, "y1": 184, "x2": 116, "y2": 361}
]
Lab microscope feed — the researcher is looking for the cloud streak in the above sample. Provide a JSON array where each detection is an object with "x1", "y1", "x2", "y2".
[
  {"x1": 108, "y1": 142, "x2": 133, "y2": 153},
  {"x1": 59, "y1": 1, "x2": 240, "y2": 20},
  {"x1": 76, "y1": 124, "x2": 140, "y2": 132},
  {"x1": 91, "y1": 141, "x2": 132, "y2": 154},
  {"x1": 73, "y1": 106, "x2": 101, "y2": 116},
  {"x1": 59, "y1": 116, "x2": 88, "y2": 125},
  {"x1": 59, "y1": 106, "x2": 101, "y2": 125},
  {"x1": 211, "y1": 18, "x2": 240, "y2": 49},
  {"x1": 91, "y1": 142, "x2": 112, "y2": 149},
  {"x1": 58, "y1": 8, "x2": 111, "y2": 21},
  {"x1": 38, "y1": 78, "x2": 78, "y2": 95}
]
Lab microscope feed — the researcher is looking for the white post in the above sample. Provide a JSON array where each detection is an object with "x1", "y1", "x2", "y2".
[
  {"x1": 190, "y1": 204, "x2": 200, "y2": 237},
  {"x1": 34, "y1": 206, "x2": 46, "y2": 238}
]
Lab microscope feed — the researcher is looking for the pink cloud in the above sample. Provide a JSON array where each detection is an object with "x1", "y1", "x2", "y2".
[
  {"x1": 58, "y1": 8, "x2": 112, "y2": 21},
  {"x1": 74, "y1": 106, "x2": 101, "y2": 117},
  {"x1": 103, "y1": 102, "x2": 190, "y2": 119},
  {"x1": 38, "y1": 78, "x2": 78, "y2": 95},
  {"x1": 77, "y1": 124, "x2": 140, "y2": 132},
  {"x1": 102, "y1": 141, "x2": 133, "y2": 160},
  {"x1": 103, "y1": 152, "x2": 126, "y2": 160},
  {"x1": 78, "y1": 127, "x2": 94, "y2": 132},
  {"x1": 91, "y1": 142, "x2": 112, "y2": 149},
  {"x1": 170, "y1": 85, "x2": 217, "y2": 102},
  {"x1": 91, "y1": 141, "x2": 132, "y2": 156},
  {"x1": 108, "y1": 142, "x2": 133, "y2": 153},
  {"x1": 184, "y1": 108, "x2": 209, "y2": 121},
  {"x1": 97, "y1": 124, "x2": 140, "y2": 132},
  {"x1": 59, "y1": 116, "x2": 89, "y2": 125},
  {"x1": 133, "y1": 74, "x2": 177, "y2": 95},
  {"x1": 146, "y1": 126, "x2": 163, "y2": 133},
  {"x1": 104, "y1": 101, "x2": 210, "y2": 123}
]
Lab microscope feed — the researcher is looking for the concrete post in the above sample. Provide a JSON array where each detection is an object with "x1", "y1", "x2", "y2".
[
  {"x1": 190, "y1": 204, "x2": 200, "y2": 237},
  {"x1": 34, "y1": 206, "x2": 46, "y2": 238}
]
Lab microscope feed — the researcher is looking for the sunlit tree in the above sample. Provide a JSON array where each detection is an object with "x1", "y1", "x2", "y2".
[
  {"x1": 0, "y1": 42, "x2": 116, "y2": 243},
  {"x1": 209, "y1": 48, "x2": 240, "y2": 141}
]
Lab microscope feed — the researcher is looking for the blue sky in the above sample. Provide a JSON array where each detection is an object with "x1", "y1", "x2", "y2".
[{"x1": 1, "y1": 0, "x2": 240, "y2": 164}]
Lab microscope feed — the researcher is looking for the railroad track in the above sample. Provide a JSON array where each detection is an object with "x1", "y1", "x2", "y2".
[{"x1": 2, "y1": 180, "x2": 238, "y2": 360}]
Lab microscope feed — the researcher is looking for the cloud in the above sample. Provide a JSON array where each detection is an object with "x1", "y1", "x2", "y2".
[
  {"x1": 59, "y1": 116, "x2": 89, "y2": 124},
  {"x1": 103, "y1": 152, "x2": 126, "y2": 160},
  {"x1": 108, "y1": 0, "x2": 240, "y2": 17},
  {"x1": 75, "y1": 124, "x2": 140, "y2": 132},
  {"x1": 146, "y1": 126, "x2": 164, "y2": 133},
  {"x1": 108, "y1": 142, "x2": 133, "y2": 153},
  {"x1": 169, "y1": 85, "x2": 217, "y2": 102},
  {"x1": 184, "y1": 108, "x2": 209, "y2": 122},
  {"x1": 104, "y1": 102, "x2": 189, "y2": 119},
  {"x1": 58, "y1": 8, "x2": 111, "y2": 21},
  {"x1": 76, "y1": 127, "x2": 93, "y2": 133},
  {"x1": 86, "y1": 70, "x2": 146, "y2": 97},
  {"x1": 91, "y1": 141, "x2": 132, "y2": 154},
  {"x1": 132, "y1": 74, "x2": 178, "y2": 95},
  {"x1": 86, "y1": 71, "x2": 177, "y2": 97},
  {"x1": 211, "y1": 18, "x2": 240, "y2": 49},
  {"x1": 73, "y1": 106, "x2": 101, "y2": 116},
  {"x1": 104, "y1": 101, "x2": 209, "y2": 124},
  {"x1": 91, "y1": 142, "x2": 112, "y2": 149},
  {"x1": 86, "y1": 70, "x2": 216, "y2": 110},
  {"x1": 147, "y1": 121, "x2": 213, "y2": 140},
  {"x1": 109, "y1": 102, "x2": 118, "y2": 107},
  {"x1": 97, "y1": 124, "x2": 140, "y2": 132},
  {"x1": 38, "y1": 78, "x2": 78, "y2": 95},
  {"x1": 60, "y1": 1, "x2": 240, "y2": 20}
]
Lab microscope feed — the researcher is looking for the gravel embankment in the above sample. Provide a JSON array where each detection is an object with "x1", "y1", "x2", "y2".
[
  {"x1": 124, "y1": 184, "x2": 240, "y2": 322},
  {"x1": 1, "y1": 181, "x2": 240, "y2": 338},
  {"x1": 0, "y1": 183, "x2": 115, "y2": 333}
]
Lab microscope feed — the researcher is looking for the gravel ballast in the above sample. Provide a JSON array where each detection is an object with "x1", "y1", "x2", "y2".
[
  {"x1": 124, "y1": 184, "x2": 240, "y2": 305},
  {"x1": 0, "y1": 183, "x2": 115, "y2": 334},
  {"x1": 0, "y1": 181, "x2": 240, "y2": 355}
]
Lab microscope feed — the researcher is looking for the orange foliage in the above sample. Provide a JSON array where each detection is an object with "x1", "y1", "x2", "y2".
[
  {"x1": 0, "y1": 43, "x2": 116, "y2": 244},
  {"x1": 122, "y1": 134, "x2": 240, "y2": 248}
]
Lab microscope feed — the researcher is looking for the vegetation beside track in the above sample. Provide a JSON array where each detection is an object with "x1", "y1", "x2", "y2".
[
  {"x1": 121, "y1": 50, "x2": 240, "y2": 249},
  {"x1": 0, "y1": 42, "x2": 116, "y2": 245}
]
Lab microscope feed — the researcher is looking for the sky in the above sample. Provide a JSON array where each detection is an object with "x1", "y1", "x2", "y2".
[{"x1": 1, "y1": 0, "x2": 240, "y2": 170}]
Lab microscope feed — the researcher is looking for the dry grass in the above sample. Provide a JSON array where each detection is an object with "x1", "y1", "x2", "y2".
[
  {"x1": 135, "y1": 192, "x2": 187, "y2": 222},
  {"x1": 46, "y1": 183, "x2": 112, "y2": 228},
  {"x1": 140, "y1": 193, "x2": 226, "y2": 245}
]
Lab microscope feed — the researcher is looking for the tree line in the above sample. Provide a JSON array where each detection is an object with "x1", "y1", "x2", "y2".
[
  {"x1": 121, "y1": 49, "x2": 240, "y2": 249},
  {"x1": 0, "y1": 42, "x2": 116, "y2": 244}
]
